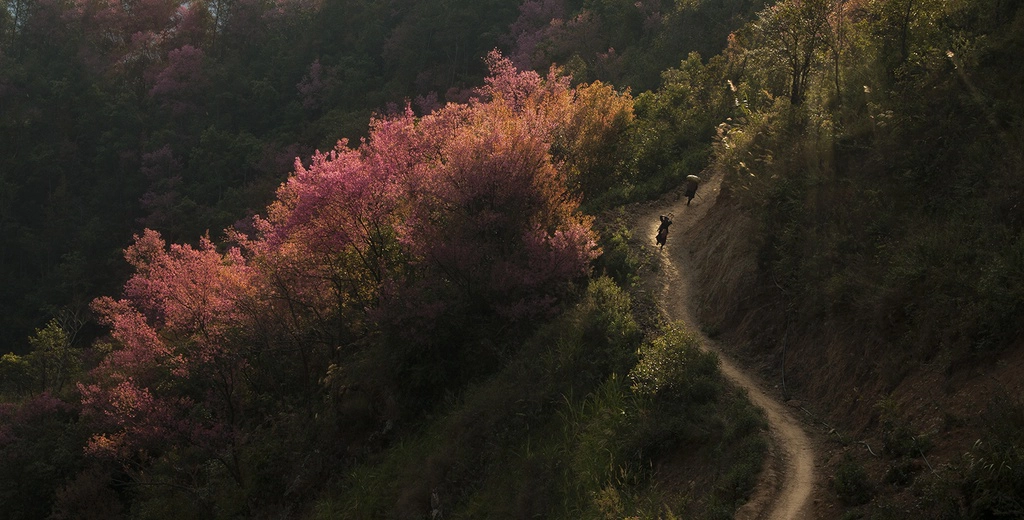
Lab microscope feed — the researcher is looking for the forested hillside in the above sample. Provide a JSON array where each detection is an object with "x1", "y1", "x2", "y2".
[
  {"x1": 1, "y1": 1, "x2": 770, "y2": 517},
  {"x1": 0, "y1": 0, "x2": 765, "y2": 358},
  {"x1": 2, "y1": 0, "x2": 1022, "y2": 517},
  {"x1": 0, "y1": 0, "x2": 525, "y2": 357}
]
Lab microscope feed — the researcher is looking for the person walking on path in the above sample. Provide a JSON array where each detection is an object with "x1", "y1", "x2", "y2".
[
  {"x1": 684, "y1": 175, "x2": 700, "y2": 205},
  {"x1": 655, "y1": 214, "x2": 672, "y2": 249}
]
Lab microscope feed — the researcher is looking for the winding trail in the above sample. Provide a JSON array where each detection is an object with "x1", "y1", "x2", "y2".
[{"x1": 638, "y1": 170, "x2": 817, "y2": 520}]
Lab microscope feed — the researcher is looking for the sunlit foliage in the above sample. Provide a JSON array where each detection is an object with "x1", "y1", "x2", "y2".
[{"x1": 60, "y1": 54, "x2": 610, "y2": 514}]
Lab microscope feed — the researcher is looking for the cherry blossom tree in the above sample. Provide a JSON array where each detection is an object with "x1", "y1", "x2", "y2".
[
  {"x1": 79, "y1": 230, "x2": 253, "y2": 478},
  {"x1": 82, "y1": 52, "x2": 616, "y2": 479},
  {"x1": 149, "y1": 44, "x2": 206, "y2": 114}
]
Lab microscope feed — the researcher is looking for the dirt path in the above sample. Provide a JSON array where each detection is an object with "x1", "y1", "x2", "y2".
[{"x1": 638, "y1": 171, "x2": 817, "y2": 520}]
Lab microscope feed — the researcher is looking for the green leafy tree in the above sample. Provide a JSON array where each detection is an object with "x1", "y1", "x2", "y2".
[
  {"x1": 25, "y1": 317, "x2": 82, "y2": 394},
  {"x1": 619, "y1": 52, "x2": 733, "y2": 203},
  {"x1": 0, "y1": 352, "x2": 31, "y2": 395},
  {"x1": 552, "y1": 80, "x2": 635, "y2": 205},
  {"x1": 749, "y1": 0, "x2": 832, "y2": 105}
]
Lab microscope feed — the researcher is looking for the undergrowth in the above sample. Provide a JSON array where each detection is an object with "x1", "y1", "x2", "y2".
[{"x1": 309, "y1": 278, "x2": 767, "y2": 519}]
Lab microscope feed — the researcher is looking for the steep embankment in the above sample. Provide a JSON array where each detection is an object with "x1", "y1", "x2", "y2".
[{"x1": 636, "y1": 169, "x2": 818, "y2": 520}]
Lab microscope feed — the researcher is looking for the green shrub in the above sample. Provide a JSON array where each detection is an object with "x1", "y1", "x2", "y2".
[
  {"x1": 958, "y1": 399, "x2": 1024, "y2": 519},
  {"x1": 630, "y1": 324, "x2": 720, "y2": 404},
  {"x1": 876, "y1": 397, "x2": 932, "y2": 460},
  {"x1": 594, "y1": 212, "x2": 643, "y2": 288},
  {"x1": 833, "y1": 454, "x2": 874, "y2": 506},
  {"x1": 883, "y1": 459, "x2": 920, "y2": 487}
]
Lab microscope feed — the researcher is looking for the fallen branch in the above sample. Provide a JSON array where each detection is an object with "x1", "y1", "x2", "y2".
[{"x1": 860, "y1": 440, "x2": 878, "y2": 457}]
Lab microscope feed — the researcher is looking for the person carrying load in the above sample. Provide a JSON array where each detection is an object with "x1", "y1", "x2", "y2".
[
  {"x1": 655, "y1": 214, "x2": 672, "y2": 249},
  {"x1": 684, "y1": 174, "x2": 700, "y2": 205}
]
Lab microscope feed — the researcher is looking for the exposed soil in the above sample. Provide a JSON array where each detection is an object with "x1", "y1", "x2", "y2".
[{"x1": 632, "y1": 169, "x2": 818, "y2": 520}]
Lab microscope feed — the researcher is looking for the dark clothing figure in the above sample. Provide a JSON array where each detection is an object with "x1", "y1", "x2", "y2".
[
  {"x1": 684, "y1": 176, "x2": 700, "y2": 205},
  {"x1": 656, "y1": 215, "x2": 672, "y2": 249}
]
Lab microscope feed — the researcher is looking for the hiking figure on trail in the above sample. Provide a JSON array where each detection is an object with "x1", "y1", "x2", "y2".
[
  {"x1": 684, "y1": 175, "x2": 700, "y2": 205},
  {"x1": 656, "y1": 214, "x2": 672, "y2": 249}
]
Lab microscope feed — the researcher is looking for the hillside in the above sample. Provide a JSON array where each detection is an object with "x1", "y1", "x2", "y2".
[
  {"x1": 0, "y1": 46, "x2": 770, "y2": 520},
  {"x1": 2, "y1": 0, "x2": 1022, "y2": 518},
  {"x1": 0, "y1": 0, "x2": 766, "y2": 359},
  {"x1": 676, "y1": 0, "x2": 1024, "y2": 516}
]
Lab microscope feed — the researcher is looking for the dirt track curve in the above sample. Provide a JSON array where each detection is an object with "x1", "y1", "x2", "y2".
[{"x1": 639, "y1": 170, "x2": 817, "y2": 520}]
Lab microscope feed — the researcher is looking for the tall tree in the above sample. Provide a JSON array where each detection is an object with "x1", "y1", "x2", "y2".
[{"x1": 751, "y1": 0, "x2": 831, "y2": 105}]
